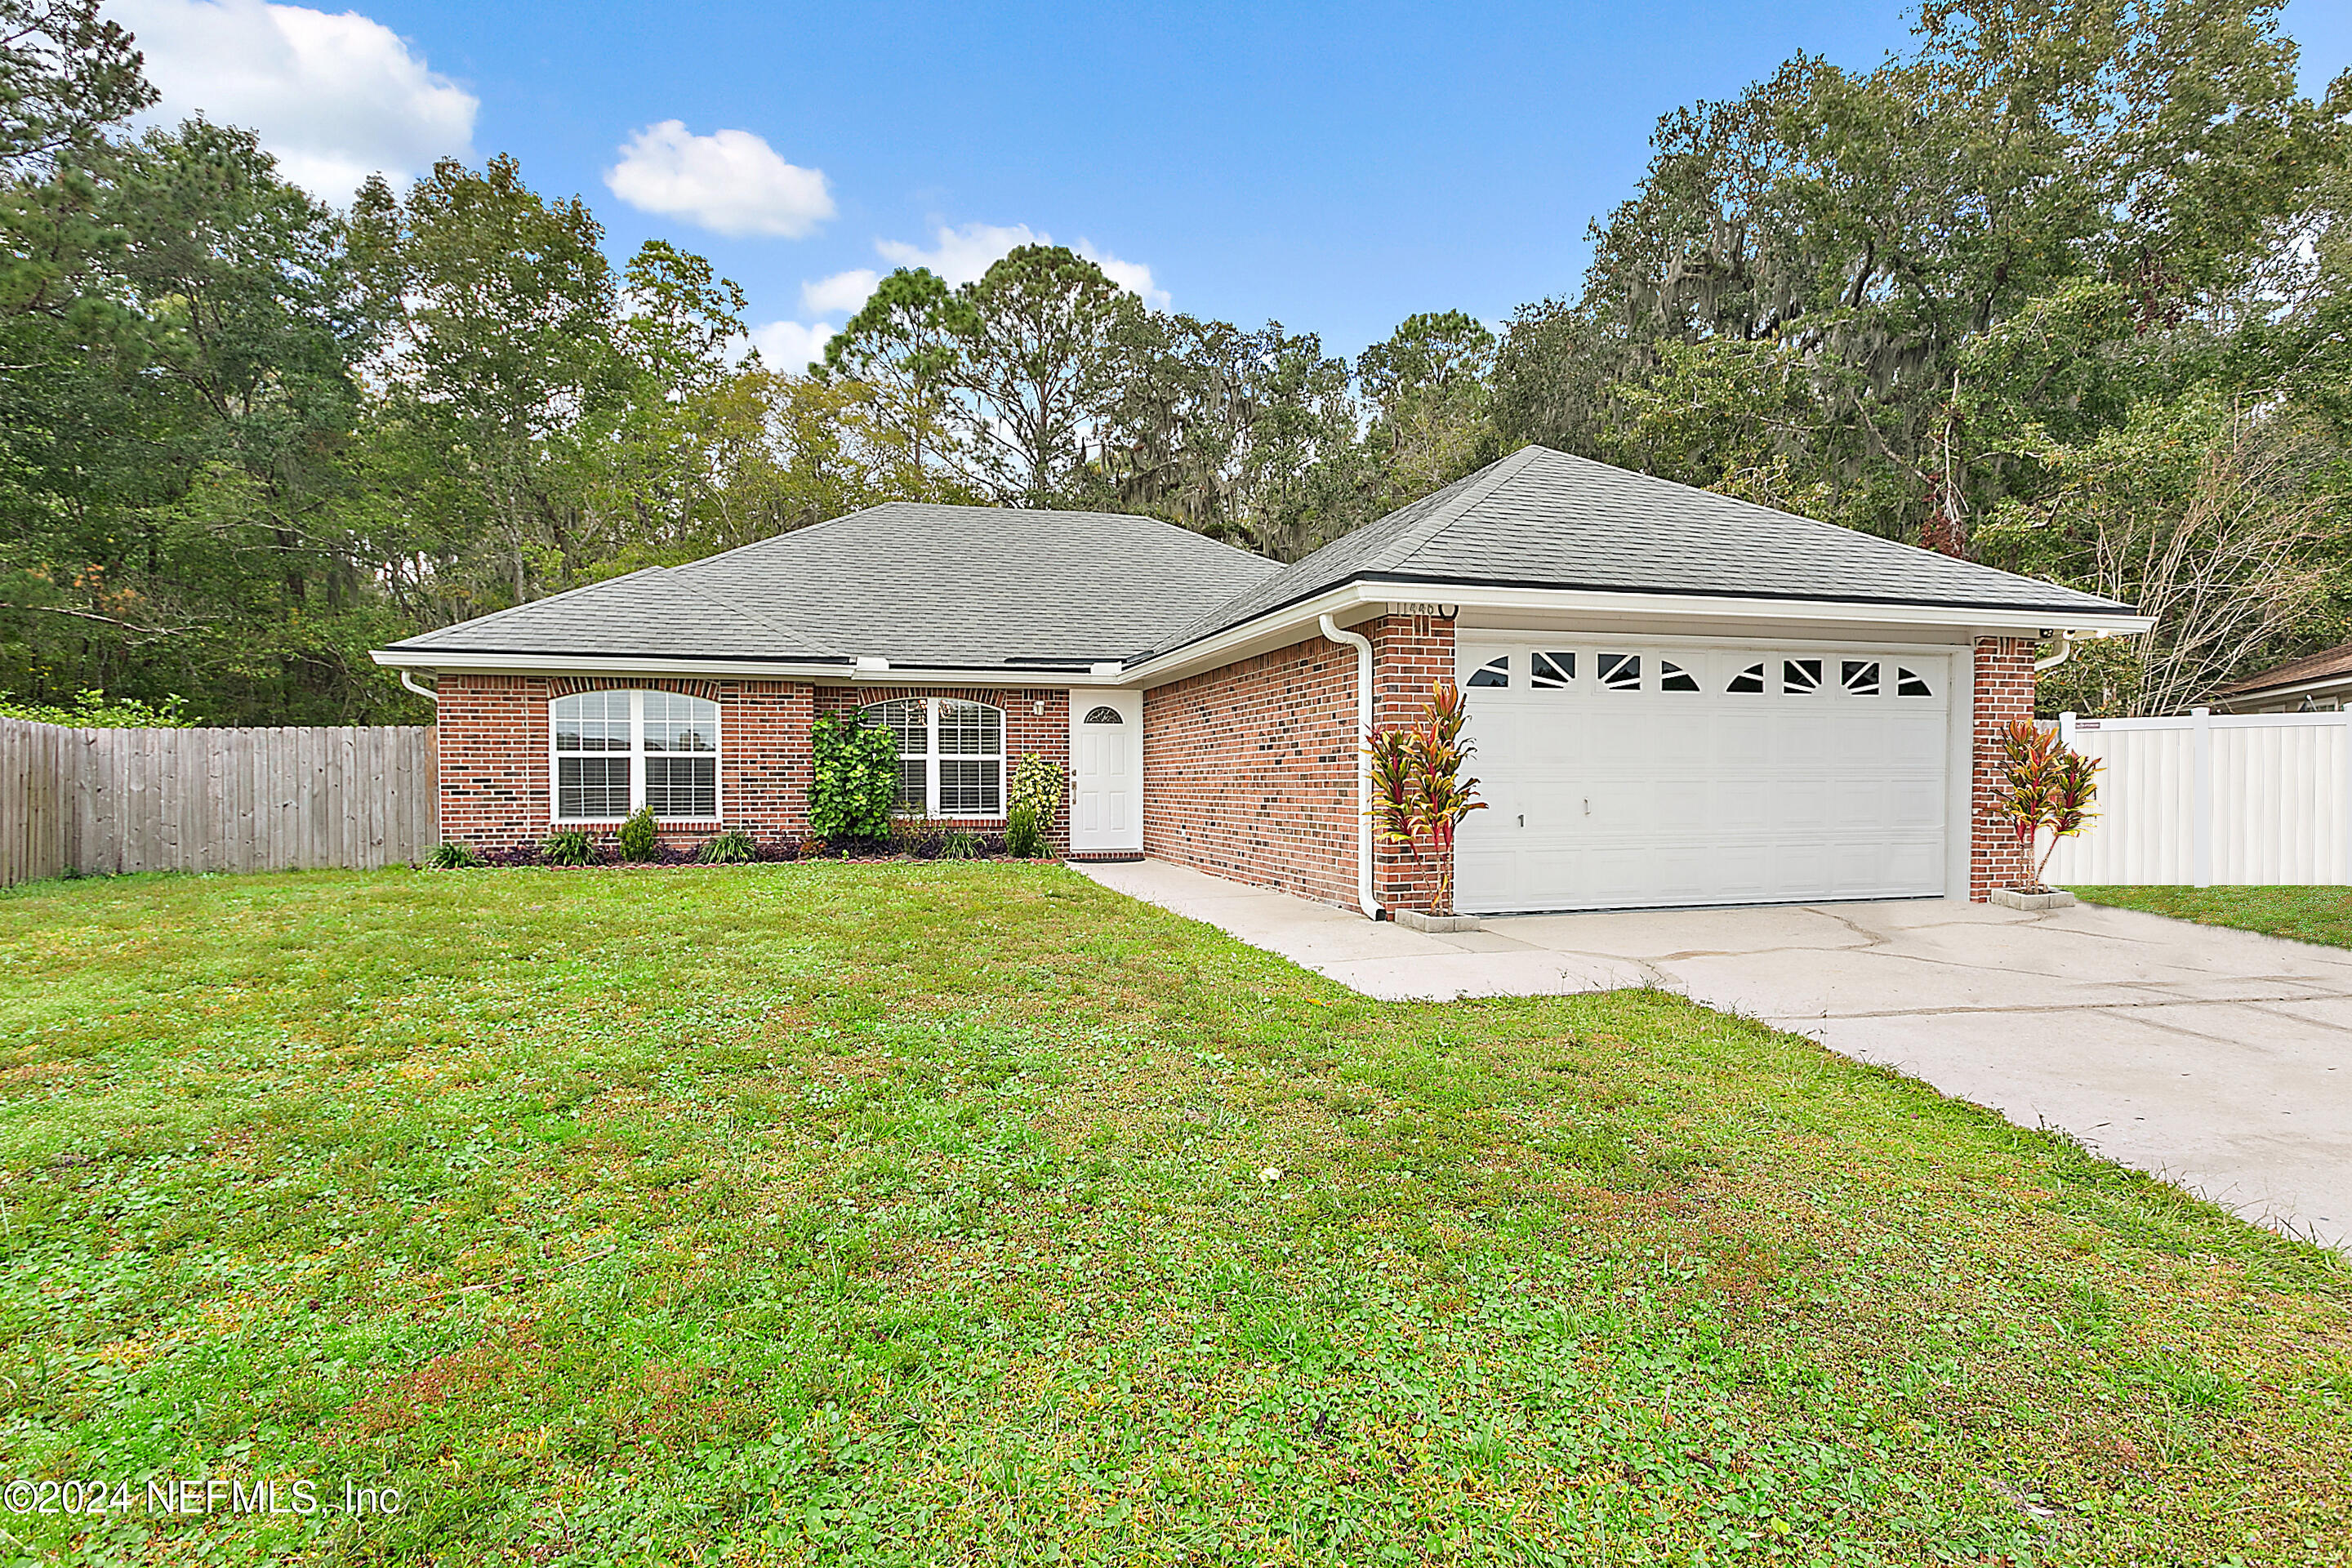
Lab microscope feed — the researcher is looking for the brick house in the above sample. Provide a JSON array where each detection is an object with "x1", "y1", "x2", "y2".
[{"x1": 374, "y1": 446, "x2": 2146, "y2": 915}]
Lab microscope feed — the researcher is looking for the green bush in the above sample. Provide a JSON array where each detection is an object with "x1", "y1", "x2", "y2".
[
  {"x1": 1009, "y1": 752, "x2": 1065, "y2": 832},
  {"x1": 617, "y1": 807, "x2": 659, "y2": 861},
  {"x1": 426, "y1": 840, "x2": 480, "y2": 870},
  {"x1": 811, "y1": 713, "x2": 899, "y2": 842},
  {"x1": 698, "y1": 829, "x2": 758, "y2": 864},
  {"x1": 0, "y1": 688, "x2": 194, "y2": 728},
  {"x1": 1005, "y1": 804, "x2": 1045, "y2": 859},
  {"x1": 539, "y1": 829, "x2": 594, "y2": 866},
  {"x1": 940, "y1": 829, "x2": 980, "y2": 860}
]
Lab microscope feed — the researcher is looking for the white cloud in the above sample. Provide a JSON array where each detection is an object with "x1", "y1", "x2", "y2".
[
  {"x1": 801, "y1": 268, "x2": 880, "y2": 317},
  {"x1": 865, "y1": 220, "x2": 1168, "y2": 308},
  {"x1": 1075, "y1": 241, "x2": 1169, "y2": 310},
  {"x1": 746, "y1": 318, "x2": 835, "y2": 372},
  {"x1": 874, "y1": 220, "x2": 1042, "y2": 286},
  {"x1": 109, "y1": 0, "x2": 476, "y2": 199},
  {"x1": 605, "y1": 121, "x2": 833, "y2": 238}
]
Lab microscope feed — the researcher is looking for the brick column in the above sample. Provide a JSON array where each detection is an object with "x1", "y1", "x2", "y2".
[
  {"x1": 1369, "y1": 611, "x2": 1457, "y2": 913},
  {"x1": 1969, "y1": 636, "x2": 2036, "y2": 899}
]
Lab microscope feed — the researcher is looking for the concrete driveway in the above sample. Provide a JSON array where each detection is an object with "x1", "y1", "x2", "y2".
[{"x1": 1076, "y1": 858, "x2": 2352, "y2": 1251}]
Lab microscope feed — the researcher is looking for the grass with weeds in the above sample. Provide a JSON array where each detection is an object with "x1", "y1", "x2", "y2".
[
  {"x1": 0, "y1": 864, "x2": 2346, "y2": 1566},
  {"x1": 2069, "y1": 884, "x2": 2352, "y2": 951}
]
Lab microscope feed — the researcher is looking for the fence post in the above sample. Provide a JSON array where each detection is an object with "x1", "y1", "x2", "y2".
[
  {"x1": 2191, "y1": 706, "x2": 2213, "y2": 889},
  {"x1": 2341, "y1": 708, "x2": 2352, "y2": 884}
]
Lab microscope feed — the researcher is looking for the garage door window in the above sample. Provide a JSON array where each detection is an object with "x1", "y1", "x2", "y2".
[
  {"x1": 1897, "y1": 667, "x2": 1934, "y2": 697},
  {"x1": 1842, "y1": 661, "x2": 1880, "y2": 696},
  {"x1": 1530, "y1": 651, "x2": 1574, "y2": 688},
  {"x1": 1468, "y1": 655, "x2": 1510, "y2": 688},
  {"x1": 1784, "y1": 658, "x2": 1823, "y2": 693},
  {"x1": 1727, "y1": 662, "x2": 1766, "y2": 694},
  {"x1": 1598, "y1": 653, "x2": 1641, "y2": 691},
  {"x1": 1659, "y1": 658, "x2": 1700, "y2": 693}
]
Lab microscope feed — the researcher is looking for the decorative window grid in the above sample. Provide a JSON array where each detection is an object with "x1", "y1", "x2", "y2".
[
  {"x1": 1783, "y1": 658, "x2": 1823, "y2": 693},
  {"x1": 1530, "y1": 651, "x2": 1574, "y2": 688},
  {"x1": 550, "y1": 689, "x2": 719, "y2": 822},
  {"x1": 1659, "y1": 659, "x2": 1699, "y2": 693},
  {"x1": 1468, "y1": 655, "x2": 1510, "y2": 688},
  {"x1": 1598, "y1": 653, "x2": 1642, "y2": 691}
]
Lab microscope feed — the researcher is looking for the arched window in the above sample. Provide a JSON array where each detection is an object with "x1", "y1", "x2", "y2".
[
  {"x1": 861, "y1": 697, "x2": 1004, "y2": 817},
  {"x1": 1083, "y1": 705, "x2": 1124, "y2": 725},
  {"x1": 550, "y1": 689, "x2": 719, "y2": 822}
]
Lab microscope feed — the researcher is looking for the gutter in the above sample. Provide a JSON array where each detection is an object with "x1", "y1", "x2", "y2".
[
  {"x1": 1318, "y1": 614, "x2": 1380, "y2": 920},
  {"x1": 398, "y1": 670, "x2": 439, "y2": 705},
  {"x1": 2034, "y1": 631, "x2": 2076, "y2": 674}
]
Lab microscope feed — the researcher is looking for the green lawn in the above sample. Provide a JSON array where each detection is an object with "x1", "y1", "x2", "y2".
[
  {"x1": 1, "y1": 866, "x2": 2346, "y2": 1566},
  {"x1": 2069, "y1": 884, "x2": 2352, "y2": 951}
]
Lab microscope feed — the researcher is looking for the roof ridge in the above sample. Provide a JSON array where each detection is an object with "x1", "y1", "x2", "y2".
[
  {"x1": 657, "y1": 568, "x2": 847, "y2": 661},
  {"x1": 1376, "y1": 445, "x2": 1548, "y2": 572}
]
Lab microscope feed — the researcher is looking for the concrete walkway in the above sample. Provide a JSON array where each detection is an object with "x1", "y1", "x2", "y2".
[{"x1": 1075, "y1": 858, "x2": 2352, "y2": 1251}]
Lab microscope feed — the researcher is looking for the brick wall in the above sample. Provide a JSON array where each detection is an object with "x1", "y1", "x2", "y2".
[
  {"x1": 435, "y1": 674, "x2": 813, "y2": 854},
  {"x1": 1143, "y1": 632, "x2": 1360, "y2": 906},
  {"x1": 1370, "y1": 612, "x2": 1456, "y2": 911},
  {"x1": 813, "y1": 685, "x2": 1071, "y2": 848},
  {"x1": 1141, "y1": 613, "x2": 1456, "y2": 913},
  {"x1": 1969, "y1": 636, "x2": 2038, "y2": 899}
]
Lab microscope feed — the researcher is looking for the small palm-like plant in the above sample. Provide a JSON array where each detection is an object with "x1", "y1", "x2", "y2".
[
  {"x1": 1994, "y1": 718, "x2": 2102, "y2": 892},
  {"x1": 1363, "y1": 679, "x2": 1488, "y2": 915},
  {"x1": 697, "y1": 829, "x2": 758, "y2": 864},
  {"x1": 1363, "y1": 727, "x2": 1416, "y2": 846},
  {"x1": 1405, "y1": 679, "x2": 1486, "y2": 915}
]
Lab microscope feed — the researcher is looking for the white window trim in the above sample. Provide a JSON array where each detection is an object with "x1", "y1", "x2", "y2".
[
  {"x1": 864, "y1": 697, "x2": 1006, "y2": 820},
  {"x1": 549, "y1": 689, "x2": 724, "y2": 825}
]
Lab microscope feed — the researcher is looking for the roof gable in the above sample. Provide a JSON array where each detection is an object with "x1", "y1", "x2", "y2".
[
  {"x1": 387, "y1": 500, "x2": 1281, "y2": 668},
  {"x1": 1150, "y1": 445, "x2": 2133, "y2": 654}
]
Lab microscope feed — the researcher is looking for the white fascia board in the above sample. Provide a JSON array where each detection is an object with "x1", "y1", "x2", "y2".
[
  {"x1": 369, "y1": 646, "x2": 1132, "y2": 687},
  {"x1": 1125, "y1": 581, "x2": 2149, "y2": 687},
  {"x1": 1412, "y1": 583, "x2": 2152, "y2": 637}
]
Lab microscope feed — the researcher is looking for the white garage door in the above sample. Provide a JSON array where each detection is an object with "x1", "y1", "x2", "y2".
[{"x1": 1450, "y1": 641, "x2": 1951, "y2": 914}]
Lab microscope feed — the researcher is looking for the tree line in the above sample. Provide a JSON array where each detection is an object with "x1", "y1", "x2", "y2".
[{"x1": 2, "y1": 0, "x2": 2347, "y2": 724}]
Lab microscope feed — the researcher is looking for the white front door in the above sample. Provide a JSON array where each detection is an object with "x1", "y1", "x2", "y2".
[
  {"x1": 1450, "y1": 640, "x2": 1952, "y2": 914},
  {"x1": 1068, "y1": 690, "x2": 1143, "y2": 852}
]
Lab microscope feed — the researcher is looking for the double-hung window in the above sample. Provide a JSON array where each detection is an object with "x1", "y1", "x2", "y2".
[
  {"x1": 551, "y1": 689, "x2": 719, "y2": 822},
  {"x1": 862, "y1": 697, "x2": 1004, "y2": 817}
]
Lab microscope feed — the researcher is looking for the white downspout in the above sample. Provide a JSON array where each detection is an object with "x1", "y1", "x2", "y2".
[
  {"x1": 399, "y1": 670, "x2": 439, "y2": 705},
  {"x1": 1319, "y1": 614, "x2": 1379, "y2": 920},
  {"x1": 2034, "y1": 631, "x2": 2076, "y2": 674}
]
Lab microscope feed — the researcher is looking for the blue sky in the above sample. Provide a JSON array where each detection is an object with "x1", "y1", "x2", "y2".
[{"x1": 109, "y1": 0, "x2": 2352, "y2": 365}]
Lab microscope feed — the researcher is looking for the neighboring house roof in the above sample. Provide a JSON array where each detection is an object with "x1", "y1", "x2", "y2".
[
  {"x1": 382, "y1": 501, "x2": 1282, "y2": 670},
  {"x1": 378, "y1": 445, "x2": 2137, "y2": 674},
  {"x1": 1152, "y1": 445, "x2": 2133, "y2": 655},
  {"x1": 2217, "y1": 641, "x2": 2352, "y2": 700}
]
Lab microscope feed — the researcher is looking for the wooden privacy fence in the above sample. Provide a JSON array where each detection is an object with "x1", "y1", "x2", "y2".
[
  {"x1": 0, "y1": 718, "x2": 438, "y2": 887},
  {"x1": 2042, "y1": 708, "x2": 2352, "y2": 886}
]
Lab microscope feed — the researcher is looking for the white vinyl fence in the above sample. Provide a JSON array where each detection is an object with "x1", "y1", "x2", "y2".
[
  {"x1": 0, "y1": 717, "x2": 438, "y2": 887},
  {"x1": 2042, "y1": 708, "x2": 2352, "y2": 886}
]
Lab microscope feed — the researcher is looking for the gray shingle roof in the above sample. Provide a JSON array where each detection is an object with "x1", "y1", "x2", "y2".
[
  {"x1": 384, "y1": 501, "x2": 1282, "y2": 668},
  {"x1": 1148, "y1": 446, "x2": 2133, "y2": 655},
  {"x1": 382, "y1": 447, "x2": 2136, "y2": 672}
]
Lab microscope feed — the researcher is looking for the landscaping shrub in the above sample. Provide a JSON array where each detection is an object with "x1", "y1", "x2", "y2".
[
  {"x1": 890, "y1": 815, "x2": 947, "y2": 858},
  {"x1": 698, "y1": 829, "x2": 758, "y2": 864},
  {"x1": 425, "y1": 840, "x2": 480, "y2": 869},
  {"x1": 1009, "y1": 752, "x2": 1065, "y2": 833},
  {"x1": 617, "y1": 807, "x2": 659, "y2": 861},
  {"x1": 539, "y1": 829, "x2": 595, "y2": 866},
  {"x1": 940, "y1": 829, "x2": 980, "y2": 860},
  {"x1": 810, "y1": 713, "x2": 899, "y2": 843},
  {"x1": 1006, "y1": 803, "x2": 1045, "y2": 859}
]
